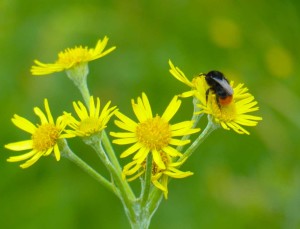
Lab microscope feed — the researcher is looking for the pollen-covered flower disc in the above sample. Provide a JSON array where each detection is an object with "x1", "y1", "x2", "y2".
[
  {"x1": 5, "y1": 99, "x2": 74, "y2": 168},
  {"x1": 110, "y1": 93, "x2": 200, "y2": 170}
]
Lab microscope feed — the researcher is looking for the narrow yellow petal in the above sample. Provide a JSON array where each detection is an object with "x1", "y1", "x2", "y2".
[
  {"x1": 152, "y1": 179, "x2": 167, "y2": 192},
  {"x1": 5, "y1": 140, "x2": 33, "y2": 151},
  {"x1": 226, "y1": 122, "x2": 249, "y2": 135},
  {"x1": 31, "y1": 61, "x2": 65, "y2": 75},
  {"x1": 152, "y1": 149, "x2": 166, "y2": 169},
  {"x1": 94, "y1": 97, "x2": 101, "y2": 118},
  {"x1": 169, "y1": 138, "x2": 190, "y2": 146},
  {"x1": 43, "y1": 147, "x2": 54, "y2": 156},
  {"x1": 113, "y1": 138, "x2": 137, "y2": 146},
  {"x1": 20, "y1": 151, "x2": 44, "y2": 168},
  {"x1": 180, "y1": 90, "x2": 196, "y2": 98},
  {"x1": 11, "y1": 115, "x2": 36, "y2": 134},
  {"x1": 161, "y1": 96, "x2": 181, "y2": 122},
  {"x1": 77, "y1": 101, "x2": 89, "y2": 119},
  {"x1": 93, "y1": 37, "x2": 108, "y2": 54},
  {"x1": 72, "y1": 101, "x2": 85, "y2": 120},
  {"x1": 163, "y1": 146, "x2": 182, "y2": 157},
  {"x1": 132, "y1": 100, "x2": 148, "y2": 123},
  {"x1": 44, "y1": 99, "x2": 54, "y2": 124},
  {"x1": 171, "y1": 127, "x2": 200, "y2": 137},
  {"x1": 110, "y1": 132, "x2": 136, "y2": 138},
  {"x1": 235, "y1": 117, "x2": 260, "y2": 126},
  {"x1": 135, "y1": 148, "x2": 150, "y2": 164},
  {"x1": 164, "y1": 168, "x2": 193, "y2": 178},
  {"x1": 141, "y1": 92, "x2": 153, "y2": 119},
  {"x1": 60, "y1": 133, "x2": 76, "y2": 138},
  {"x1": 133, "y1": 147, "x2": 149, "y2": 161},
  {"x1": 114, "y1": 120, "x2": 136, "y2": 132},
  {"x1": 168, "y1": 60, "x2": 194, "y2": 87},
  {"x1": 123, "y1": 162, "x2": 141, "y2": 176},
  {"x1": 170, "y1": 121, "x2": 193, "y2": 131},
  {"x1": 89, "y1": 96, "x2": 96, "y2": 118},
  {"x1": 54, "y1": 144, "x2": 60, "y2": 161},
  {"x1": 126, "y1": 170, "x2": 145, "y2": 182},
  {"x1": 6, "y1": 150, "x2": 37, "y2": 162},
  {"x1": 34, "y1": 107, "x2": 48, "y2": 124},
  {"x1": 121, "y1": 143, "x2": 143, "y2": 158},
  {"x1": 115, "y1": 111, "x2": 138, "y2": 128}
]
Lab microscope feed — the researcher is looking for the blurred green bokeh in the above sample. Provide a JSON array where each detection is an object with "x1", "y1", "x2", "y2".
[{"x1": 1, "y1": 0, "x2": 300, "y2": 228}]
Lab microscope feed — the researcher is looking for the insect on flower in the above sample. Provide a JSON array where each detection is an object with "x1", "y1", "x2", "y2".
[{"x1": 202, "y1": 71, "x2": 233, "y2": 106}]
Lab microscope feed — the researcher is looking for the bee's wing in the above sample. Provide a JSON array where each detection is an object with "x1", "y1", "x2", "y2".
[{"x1": 212, "y1": 77, "x2": 233, "y2": 95}]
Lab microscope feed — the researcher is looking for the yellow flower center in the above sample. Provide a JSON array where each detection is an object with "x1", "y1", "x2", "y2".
[
  {"x1": 58, "y1": 47, "x2": 91, "y2": 66},
  {"x1": 32, "y1": 124, "x2": 60, "y2": 151},
  {"x1": 78, "y1": 117, "x2": 101, "y2": 135},
  {"x1": 136, "y1": 116, "x2": 171, "y2": 150}
]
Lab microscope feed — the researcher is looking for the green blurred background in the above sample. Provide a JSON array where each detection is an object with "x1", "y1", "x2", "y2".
[{"x1": 1, "y1": 0, "x2": 300, "y2": 228}]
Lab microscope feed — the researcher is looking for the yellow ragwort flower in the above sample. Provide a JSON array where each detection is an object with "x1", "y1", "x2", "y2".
[
  {"x1": 169, "y1": 60, "x2": 262, "y2": 135},
  {"x1": 123, "y1": 152, "x2": 193, "y2": 199},
  {"x1": 5, "y1": 99, "x2": 74, "y2": 168},
  {"x1": 31, "y1": 36, "x2": 116, "y2": 75},
  {"x1": 110, "y1": 93, "x2": 200, "y2": 170},
  {"x1": 66, "y1": 96, "x2": 117, "y2": 137}
]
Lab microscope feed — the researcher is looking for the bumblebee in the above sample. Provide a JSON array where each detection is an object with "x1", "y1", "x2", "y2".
[{"x1": 203, "y1": 70, "x2": 233, "y2": 106}]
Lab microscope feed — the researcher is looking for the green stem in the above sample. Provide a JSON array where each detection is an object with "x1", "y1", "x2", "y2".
[
  {"x1": 101, "y1": 130, "x2": 123, "y2": 174},
  {"x1": 87, "y1": 137, "x2": 137, "y2": 224},
  {"x1": 90, "y1": 136, "x2": 135, "y2": 198},
  {"x1": 78, "y1": 82, "x2": 91, "y2": 107},
  {"x1": 178, "y1": 117, "x2": 218, "y2": 163},
  {"x1": 176, "y1": 97, "x2": 203, "y2": 152},
  {"x1": 65, "y1": 63, "x2": 90, "y2": 106},
  {"x1": 141, "y1": 154, "x2": 153, "y2": 206},
  {"x1": 148, "y1": 188, "x2": 163, "y2": 217},
  {"x1": 60, "y1": 140, "x2": 117, "y2": 196}
]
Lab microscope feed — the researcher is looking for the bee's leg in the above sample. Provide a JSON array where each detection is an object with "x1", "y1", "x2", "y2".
[
  {"x1": 206, "y1": 89, "x2": 221, "y2": 108},
  {"x1": 205, "y1": 89, "x2": 209, "y2": 103}
]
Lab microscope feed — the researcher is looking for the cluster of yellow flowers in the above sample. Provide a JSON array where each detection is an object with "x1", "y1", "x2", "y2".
[{"x1": 5, "y1": 36, "x2": 262, "y2": 199}]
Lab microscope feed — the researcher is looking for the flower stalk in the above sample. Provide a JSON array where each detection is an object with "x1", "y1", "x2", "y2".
[
  {"x1": 179, "y1": 116, "x2": 218, "y2": 163},
  {"x1": 66, "y1": 63, "x2": 91, "y2": 106},
  {"x1": 141, "y1": 154, "x2": 153, "y2": 205},
  {"x1": 59, "y1": 139, "x2": 117, "y2": 196}
]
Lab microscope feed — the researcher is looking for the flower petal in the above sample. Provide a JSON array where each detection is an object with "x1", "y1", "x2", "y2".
[
  {"x1": 5, "y1": 140, "x2": 33, "y2": 151},
  {"x1": 34, "y1": 107, "x2": 48, "y2": 124},
  {"x1": 113, "y1": 138, "x2": 138, "y2": 146},
  {"x1": 11, "y1": 115, "x2": 36, "y2": 134},
  {"x1": 161, "y1": 96, "x2": 181, "y2": 122},
  {"x1": 6, "y1": 149, "x2": 37, "y2": 162},
  {"x1": 152, "y1": 149, "x2": 166, "y2": 169},
  {"x1": 121, "y1": 143, "x2": 143, "y2": 158},
  {"x1": 20, "y1": 151, "x2": 44, "y2": 168},
  {"x1": 44, "y1": 99, "x2": 54, "y2": 124}
]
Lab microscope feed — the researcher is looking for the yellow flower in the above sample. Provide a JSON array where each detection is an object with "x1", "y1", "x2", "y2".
[
  {"x1": 66, "y1": 96, "x2": 117, "y2": 137},
  {"x1": 169, "y1": 60, "x2": 262, "y2": 135},
  {"x1": 31, "y1": 36, "x2": 116, "y2": 75},
  {"x1": 123, "y1": 152, "x2": 193, "y2": 199},
  {"x1": 5, "y1": 99, "x2": 74, "y2": 168},
  {"x1": 110, "y1": 93, "x2": 200, "y2": 170}
]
